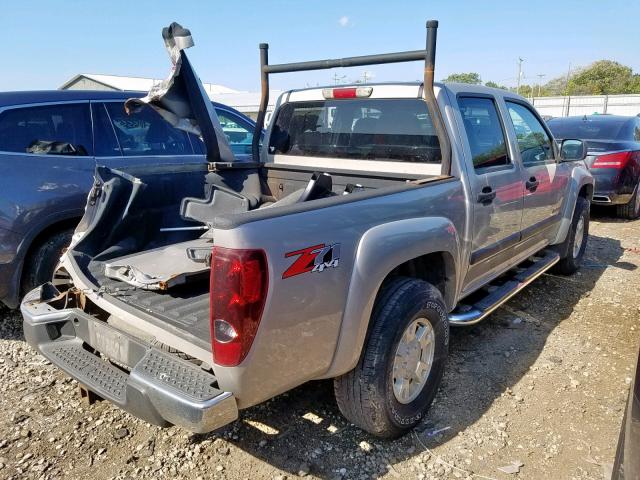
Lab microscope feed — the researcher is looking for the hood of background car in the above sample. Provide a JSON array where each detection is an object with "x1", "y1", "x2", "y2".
[{"x1": 124, "y1": 22, "x2": 235, "y2": 164}]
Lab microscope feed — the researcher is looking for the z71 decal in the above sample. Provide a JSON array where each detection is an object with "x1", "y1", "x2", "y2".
[{"x1": 282, "y1": 243, "x2": 341, "y2": 279}]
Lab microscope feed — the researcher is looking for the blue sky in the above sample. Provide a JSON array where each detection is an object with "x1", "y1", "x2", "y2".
[{"x1": 1, "y1": 0, "x2": 638, "y2": 92}]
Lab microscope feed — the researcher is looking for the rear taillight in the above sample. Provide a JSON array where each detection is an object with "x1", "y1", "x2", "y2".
[
  {"x1": 210, "y1": 247, "x2": 268, "y2": 367},
  {"x1": 322, "y1": 86, "x2": 373, "y2": 99},
  {"x1": 591, "y1": 151, "x2": 633, "y2": 169}
]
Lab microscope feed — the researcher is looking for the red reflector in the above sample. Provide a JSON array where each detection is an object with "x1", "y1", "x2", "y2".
[
  {"x1": 591, "y1": 151, "x2": 633, "y2": 169},
  {"x1": 210, "y1": 247, "x2": 268, "y2": 367},
  {"x1": 333, "y1": 87, "x2": 358, "y2": 99},
  {"x1": 322, "y1": 86, "x2": 373, "y2": 99}
]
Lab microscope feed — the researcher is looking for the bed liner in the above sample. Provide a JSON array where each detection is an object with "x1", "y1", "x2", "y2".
[{"x1": 87, "y1": 260, "x2": 211, "y2": 348}]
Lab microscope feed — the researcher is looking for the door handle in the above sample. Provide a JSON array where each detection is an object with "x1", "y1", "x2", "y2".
[
  {"x1": 477, "y1": 186, "x2": 496, "y2": 205},
  {"x1": 526, "y1": 176, "x2": 539, "y2": 192}
]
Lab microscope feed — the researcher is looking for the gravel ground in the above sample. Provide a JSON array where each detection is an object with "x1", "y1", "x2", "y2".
[{"x1": 0, "y1": 210, "x2": 638, "y2": 480}]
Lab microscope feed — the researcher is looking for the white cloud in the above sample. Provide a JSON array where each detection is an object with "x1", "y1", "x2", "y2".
[{"x1": 338, "y1": 16, "x2": 350, "y2": 27}]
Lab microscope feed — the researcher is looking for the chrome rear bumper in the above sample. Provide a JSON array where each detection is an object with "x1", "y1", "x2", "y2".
[{"x1": 21, "y1": 287, "x2": 237, "y2": 433}]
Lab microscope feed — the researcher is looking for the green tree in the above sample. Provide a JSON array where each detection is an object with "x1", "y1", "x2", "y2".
[
  {"x1": 567, "y1": 60, "x2": 639, "y2": 95},
  {"x1": 542, "y1": 75, "x2": 569, "y2": 96},
  {"x1": 485, "y1": 80, "x2": 508, "y2": 90},
  {"x1": 517, "y1": 84, "x2": 535, "y2": 97},
  {"x1": 626, "y1": 74, "x2": 640, "y2": 93},
  {"x1": 442, "y1": 72, "x2": 482, "y2": 84}
]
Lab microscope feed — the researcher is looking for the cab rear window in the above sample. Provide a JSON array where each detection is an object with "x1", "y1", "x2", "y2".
[{"x1": 268, "y1": 99, "x2": 441, "y2": 164}]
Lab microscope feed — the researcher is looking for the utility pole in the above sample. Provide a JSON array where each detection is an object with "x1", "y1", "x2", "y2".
[
  {"x1": 516, "y1": 58, "x2": 524, "y2": 95},
  {"x1": 536, "y1": 74, "x2": 546, "y2": 97},
  {"x1": 332, "y1": 73, "x2": 346, "y2": 85},
  {"x1": 362, "y1": 71, "x2": 371, "y2": 84}
]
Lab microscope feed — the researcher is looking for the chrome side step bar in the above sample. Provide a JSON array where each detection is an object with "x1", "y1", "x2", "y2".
[{"x1": 448, "y1": 250, "x2": 560, "y2": 326}]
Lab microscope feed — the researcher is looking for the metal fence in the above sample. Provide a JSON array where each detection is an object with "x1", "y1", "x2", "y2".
[{"x1": 530, "y1": 94, "x2": 640, "y2": 118}]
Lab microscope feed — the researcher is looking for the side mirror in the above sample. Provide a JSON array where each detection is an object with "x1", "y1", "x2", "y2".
[{"x1": 559, "y1": 139, "x2": 587, "y2": 161}]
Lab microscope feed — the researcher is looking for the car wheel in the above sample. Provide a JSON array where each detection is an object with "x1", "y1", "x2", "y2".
[
  {"x1": 334, "y1": 277, "x2": 448, "y2": 438},
  {"x1": 616, "y1": 183, "x2": 640, "y2": 220},
  {"x1": 552, "y1": 197, "x2": 589, "y2": 275},
  {"x1": 21, "y1": 228, "x2": 74, "y2": 296}
]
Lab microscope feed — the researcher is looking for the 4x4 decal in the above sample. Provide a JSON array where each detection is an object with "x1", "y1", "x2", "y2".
[{"x1": 282, "y1": 243, "x2": 340, "y2": 279}]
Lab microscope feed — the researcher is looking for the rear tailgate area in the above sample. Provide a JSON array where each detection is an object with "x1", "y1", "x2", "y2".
[{"x1": 87, "y1": 259, "x2": 212, "y2": 352}]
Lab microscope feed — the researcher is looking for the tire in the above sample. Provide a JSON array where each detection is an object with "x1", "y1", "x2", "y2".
[
  {"x1": 552, "y1": 197, "x2": 589, "y2": 275},
  {"x1": 21, "y1": 228, "x2": 74, "y2": 295},
  {"x1": 616, "y1": 183, "x2": 640, "y2": 220},
  {"x1": 334, "y1": 277, "x2": 449, "y2": 438}
]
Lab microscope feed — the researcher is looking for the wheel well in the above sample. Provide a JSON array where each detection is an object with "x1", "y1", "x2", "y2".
[
  {"x1": 578, "y1": 184, "x2": 593, "y2": 200},
  {"x1": 380, "y1": 251, "x2": 455, "y2": 309},
  {"x1": 19, "y1": 217, "x2": 80, "y2": 283}
]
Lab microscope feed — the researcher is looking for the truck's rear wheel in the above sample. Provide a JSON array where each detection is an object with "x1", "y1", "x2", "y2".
[{"x1": 334, "y1": 277, "x2": 448, "y2": 438}]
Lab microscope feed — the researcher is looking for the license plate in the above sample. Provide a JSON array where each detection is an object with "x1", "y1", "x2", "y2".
[{"x1": 87, "y1": 321, "x2": 130, "y2": 366}]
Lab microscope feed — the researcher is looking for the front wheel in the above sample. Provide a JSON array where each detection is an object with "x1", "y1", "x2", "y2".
[
  {"x1": 334, "y1": 277, "x2": 449, "y2": 438},
  {"x1": 552, "y1": 197, "x2": 590, "y2": 275}
]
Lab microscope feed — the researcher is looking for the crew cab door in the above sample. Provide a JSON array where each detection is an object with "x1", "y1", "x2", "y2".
[
  {"x1": 455, "y1": 95, "x2": 524, "y2": 290},
  {"x1": 503, "y1": 100, "x2": 569, "y2": 242}
]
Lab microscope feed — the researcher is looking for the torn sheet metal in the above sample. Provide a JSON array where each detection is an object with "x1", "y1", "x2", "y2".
[
  {"x1": 104, "y1": 239, "x2": 211, "y2": 291},
  {"x1": 124, "y1": 22, "x2": 235, "y2": 164}
]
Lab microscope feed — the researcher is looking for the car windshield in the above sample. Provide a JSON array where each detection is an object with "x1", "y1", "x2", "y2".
[
  {"x1": 548, "y1": 117, "x2": 630, "y2": 141},
  {"x1": 268, "y1": 98, "x2": 442, "y2": 164}
]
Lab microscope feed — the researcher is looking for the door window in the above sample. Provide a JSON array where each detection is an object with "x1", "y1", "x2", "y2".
[
  {"x1": 92, "y1": 103, "x2": 121, "y2": 157},
  {"x1": 217, "y1": 109, "x2": 254, "y2": 155},
  {"x1": 0, "y1": 103, "x2": 92, "y2": 155},
  {"x1": 104, "y1": 102, "x2": 192, "y2": 156},
  {"x1": 189, "y1": 109, "x2": 256, "y2": 156},
  {"x1": 458, "y1": 97, "x2": 510, "y2": 171},
  {"x1": 506, "y1": 101, "x2": 554, "y2": 165}
]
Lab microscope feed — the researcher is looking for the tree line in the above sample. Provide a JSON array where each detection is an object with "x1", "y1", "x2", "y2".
[{"x1": 442, "y1": 60, "x2": 640, "y2": 97}]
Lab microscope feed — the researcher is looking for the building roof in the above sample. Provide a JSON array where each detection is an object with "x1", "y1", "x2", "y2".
[
  {"x1": 211, "y1": 90, "x2": 282, "y2": 113},
  {"x1": 56, "y1": 73, "x2": 280, "y2": 113},
  {"x1": 59, "y1": 73, "x2": 240, "y2": 95}
]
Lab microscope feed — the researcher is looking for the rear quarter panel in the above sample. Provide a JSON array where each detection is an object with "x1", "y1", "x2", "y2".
[
  {"x1": 0, "y1": 153, "x2": 94, "y2": 236},
  {"x1": 0, "y1": 151, "x2": 95, "y2": 306},
  {"x1": 210, "y1": 179, "x2": 465, "y2": 409}
]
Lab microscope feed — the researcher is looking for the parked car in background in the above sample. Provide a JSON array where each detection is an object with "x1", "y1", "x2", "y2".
[
  {"x1": 0, "y1": 90, "x2": 257, "y2": 308},
  {"x1": 547, "y1": 115, "x2": 640, "y2": 219}
]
